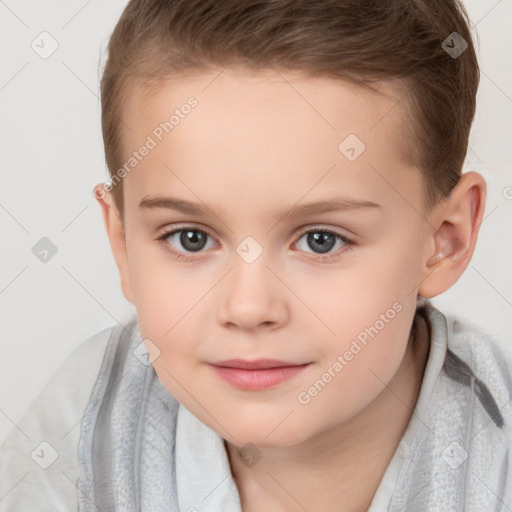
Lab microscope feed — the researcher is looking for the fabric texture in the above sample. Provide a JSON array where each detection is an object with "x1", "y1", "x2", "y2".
[
  {"x1": 76, "y1": 300, "x2": 512, "y2": 511},
  {"x1": 0, "y1": 326, "x2": 113, "y2": 511},
  {"x1": 1, "y1": 301, "x2": 511, "y2": 511}
]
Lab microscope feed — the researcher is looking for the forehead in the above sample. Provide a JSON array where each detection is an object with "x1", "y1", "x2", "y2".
[
  {"x1": 118, "y1": 68, "x2": 419, "y2": 216},
  {"x1": 124, "y1": 67, "x2": 404, "y2": 142}
]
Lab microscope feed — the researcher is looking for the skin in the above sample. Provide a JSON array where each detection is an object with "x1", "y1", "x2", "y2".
[{"x1": 95, "y1": 67, "x2": 486, "y2": 511}]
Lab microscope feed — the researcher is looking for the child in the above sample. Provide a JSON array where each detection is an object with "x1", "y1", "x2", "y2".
[{"x1": 2, "y1": 0, "x2": 511, "y2": 510}]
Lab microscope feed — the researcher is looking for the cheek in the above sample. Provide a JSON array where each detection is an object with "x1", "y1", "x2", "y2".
[
  {"x1": 136, "y1": 313, "x2": 203, "y2": 408},
  {"x1": 297, "y1": 300, "x2": 416, "y2": 432},
  {"x1": 127, "y1": 247, "x2": 207, "y2": 386},
  {"x1": 304, "y1": 247, "x2": 419, "y2": 350},
  {"x1": 351, "y1": 222, "x2": 425, "y2": 304},
  {"x1": 299, "y1": 231, "x2": 421, "y2": 407},
  {"x1": 124, "y1": 218, "x2": 423, "y2": 443},
  {"x1": 134, "y1": 276, "x2": 203, "y2": 362},
  {"x1": 128, "y1": 242, "x2": 206, "y2": 330}
]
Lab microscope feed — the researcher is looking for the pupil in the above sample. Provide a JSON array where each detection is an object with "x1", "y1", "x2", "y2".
[
  {"x1": 178, "y1": 230, "x2": 335, "y2": 254},
  {"x1": 308, "y1": 231, "x2": 335, "y2": 254},
  {"x1": 181, "y1": 230, "x2": 207, "y2": 251}
]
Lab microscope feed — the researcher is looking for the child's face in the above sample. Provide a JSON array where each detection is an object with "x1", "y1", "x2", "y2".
[{"x1": 110, "y1": 68, "x2": 435, "y2": 448}]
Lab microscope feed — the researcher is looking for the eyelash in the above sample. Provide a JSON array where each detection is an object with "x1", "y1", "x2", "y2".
[{"x1": 156, "y1": 225, "x2": 355, "y2": 262}]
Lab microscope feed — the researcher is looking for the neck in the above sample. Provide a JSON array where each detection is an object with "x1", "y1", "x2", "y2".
[{"x1": 226, "y1": 313, "x2": 431, "y2": 512}]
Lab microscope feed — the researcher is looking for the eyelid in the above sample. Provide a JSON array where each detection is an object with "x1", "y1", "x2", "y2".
[
  {"x1": 156, "y1": 223, "x2": 355, "y2": 260},
  {"x1": 156, "y1": 224, "x2": 218, "y2": 262},
  {"x1": 294, "y1": 224, "x2": 354, "y2": 242},
  {"x1": 157, "y1": 223, "x2": 217, "y2": 240},
  {"x1": 158, "y1": 223, "x2": 354, "y2": 241}
]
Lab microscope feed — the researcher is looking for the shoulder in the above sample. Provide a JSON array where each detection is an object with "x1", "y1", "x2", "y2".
[
  {"x1": 440, "y1": 312, "x2": 512, "y2": 508},
  {"x1": 0, "y1": 318, "x2": 131, "y2": 511},
  {"x1": 443, "y1": 311, "x2": 512, "y2": 406},
  {"x1": 441, "y1": 308, "x2": 512, "y2": 447}
]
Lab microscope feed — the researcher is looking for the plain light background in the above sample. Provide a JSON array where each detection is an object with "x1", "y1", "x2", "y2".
[{"x1": 1, "y1": 0, "x2": 511, "y2": 446}]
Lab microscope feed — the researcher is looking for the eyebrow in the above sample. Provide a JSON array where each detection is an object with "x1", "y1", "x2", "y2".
[{"x1": 139, "y1": 195, "x2": 381, "y2": 221}]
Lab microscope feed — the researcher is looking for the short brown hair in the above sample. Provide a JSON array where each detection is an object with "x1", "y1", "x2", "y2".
[{"x1": 100, "y1": 0, "x2": 479, "y2": 220}]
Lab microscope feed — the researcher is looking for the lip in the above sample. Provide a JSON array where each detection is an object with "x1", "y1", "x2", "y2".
[
  {"x1": 211, "y1": 358, "x2": 304, "y2": 370},
  {"x1": 208, "y1": 359, "x2": 310, "y2": 390}
]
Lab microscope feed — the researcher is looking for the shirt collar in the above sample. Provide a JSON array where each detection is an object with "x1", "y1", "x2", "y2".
[
  {"x1": 368, "y1": 301, "x2": 448, "y2": 510},
  {"x1": 176, "y1": 403, "x2": 243, "y2": 512},
  {"x1": 175, "y1": 301, "x2": 447, "y2": 512}
]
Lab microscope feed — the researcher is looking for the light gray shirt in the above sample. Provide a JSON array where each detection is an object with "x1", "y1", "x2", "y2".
[{"x1": 2, "y1": 303, "x2": 512, "y2": 511}]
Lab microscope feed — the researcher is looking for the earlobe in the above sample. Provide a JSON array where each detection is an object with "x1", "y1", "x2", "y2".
[
  {"x1": 93, "y1": 183, "x2": 136, "y2": 305},
  {"x1": 418, "y1": 172, "x2": 486, "y2": 298}
]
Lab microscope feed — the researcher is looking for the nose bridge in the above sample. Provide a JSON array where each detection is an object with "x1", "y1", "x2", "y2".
[
  {"x1": 218, "y1": 236, "x2": 287, "y2": 329},
  {"x1": 232, "y1": 241, "x2": 270, "y2": 289}
]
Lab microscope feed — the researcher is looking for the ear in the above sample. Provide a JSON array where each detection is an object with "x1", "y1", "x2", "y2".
[
  {"x1": 418, "y1": 171, "x2": 486, "y2": 298},
  {"x1": 93, "y1": 183, "x2": 135, "y2": 304}
]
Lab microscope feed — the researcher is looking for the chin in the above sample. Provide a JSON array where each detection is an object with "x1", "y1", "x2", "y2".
[{"x1": 224, "y1": 420, "x2": 311, "y2": 450}]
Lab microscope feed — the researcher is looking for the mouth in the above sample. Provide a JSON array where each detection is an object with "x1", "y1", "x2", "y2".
[{"x1": 208, "y1": 359, "x2": 311, "y2": 390}]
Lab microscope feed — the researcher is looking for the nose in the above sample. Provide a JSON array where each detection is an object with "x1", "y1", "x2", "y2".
[{"x1": 217, "y1": 249, "x2": 289, "y2": 331}]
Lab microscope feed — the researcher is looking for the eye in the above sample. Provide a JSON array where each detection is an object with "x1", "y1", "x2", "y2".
[
  {"x1": 157, "y1": 225, "x2": 354, "y2": 262},
  {"x1": 157, "y1": 226, "x2": 217, "y2": 261},
  {"x1": 294, "y1": 227, "x2": 353, "y2": 260}
]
